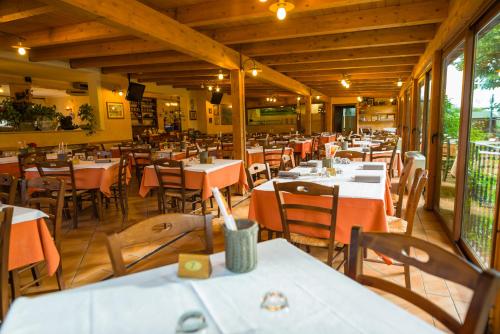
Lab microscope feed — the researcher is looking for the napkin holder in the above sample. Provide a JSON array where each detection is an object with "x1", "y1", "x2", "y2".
[
  {"x1": 178, "y1": 253, "x2": 212, "y2": 279},
  {"x1": 224, "y1": 219, "x2": 258, "y2": 273},
  {"x1": 322, "y1": 158, "x2": 333, "y2": 168},
  {"x1": 199, "y1": 151, "x2": 208, "y2": 164},
  {"x1": 341, "y1": 141, "x2": 349, "y2": 150},
  {"x1": 354, "y1": 175, "x2": 381, "y2": 183}
]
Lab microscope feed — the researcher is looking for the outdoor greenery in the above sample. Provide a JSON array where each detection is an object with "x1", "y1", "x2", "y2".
[
  {"x1": 443, "y1": 96, "x2": 487, "y2": 141},
  {"x1": 0, "y1": 98, "x2": 62, "y2": 130}
]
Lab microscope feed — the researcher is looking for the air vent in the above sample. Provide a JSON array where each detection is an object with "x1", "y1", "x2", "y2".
[
  {"x1": 66, "y1": 89, "x2": 88, "y2": 96},
  {"x1": 72, "y1": 82, "x2": 88, "y2": 90}
]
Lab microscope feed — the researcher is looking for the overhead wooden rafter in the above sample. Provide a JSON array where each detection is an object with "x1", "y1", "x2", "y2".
[
  {"x1": 0, "y1": 4, "x2": 53, "y2": 23},
  {"x1": 51, "y1": 0, "x2": 320, "y2": 97}
]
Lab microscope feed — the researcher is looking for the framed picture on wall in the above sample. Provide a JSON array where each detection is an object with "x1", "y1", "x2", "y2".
[
  {"x1": 189, "y1": 110, "x2": 197, "y2": 120},
  {"x1": 209, "y1": 117, "x2": 213, "y2": 124},
  {"x1": 215, "y1": 117, "x2": 220, "y2": 125},
  {"x1": 208, "y1": 108, "x2": 213, "y2": 114},
  {"x1": 106, "y1": 102, "x2": 124, "y2": 119}
]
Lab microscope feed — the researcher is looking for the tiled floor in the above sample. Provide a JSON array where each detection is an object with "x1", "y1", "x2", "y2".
[{"x1": 21, "y1": 179, "x2": 470, "y2": 333}]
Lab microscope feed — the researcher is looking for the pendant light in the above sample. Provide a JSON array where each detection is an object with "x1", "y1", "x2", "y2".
[
  {"x1": 12, "y1": 40, "x2": 30, "y2": 56},
  {"x1": 269, "y1": 0, "x2": 295, "y2": 21},
  {"x1": 397, "y1": 78, "x2": 403, "y2": 87},
  {"x1": 217, "y1": 70, "x2": 224, "y2": 80}
]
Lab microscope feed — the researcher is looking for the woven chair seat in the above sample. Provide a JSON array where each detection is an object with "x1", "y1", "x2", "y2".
[{"x1": 386, "y1": 215, "x2": 408, "y2": 234}]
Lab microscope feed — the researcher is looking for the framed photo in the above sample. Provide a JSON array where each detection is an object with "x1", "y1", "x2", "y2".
[
  {"x1": 215, "y1": 117, "x2": 220, "y2": 125},
  {"x1": 107, "y1": 102, "x2": 124, "y2": 119},
  {"x1": 189, "y1": 110, "x2": 197, "y2": 120},
  {"x1": 209, "y1": 117, "x2": 213, "y2": 124},
  {"x1": 208, "y1": 108, "x2": 213, "y2": 115}
]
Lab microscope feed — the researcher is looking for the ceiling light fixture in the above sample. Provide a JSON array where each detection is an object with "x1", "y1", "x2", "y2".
[
  {"x1": 269, "y1": 0, "x2": 294, "y2": 21},
  {"x1": 12, "y1": 40, "x2": 30, "y2": 56},
  {"x1": 390, "y1": 98, "x2": 394, "y2": 103},
  {"x1": 242, "y1": 59, "x2": 262, "y2": 77},
  {"x1": 201, "y1": 83, "x2": 205, "y2": 89},
  {"x1": 357, "y1": 96, "x2": 363, "y2": 102},
  {"x1": 259, "y1": 0, "x2": 268, "y2": 2},
  {"x1": 218, "y1": 70, "x2": 224, "y2": 80},
  {"x1": 340, "y1": 75, "x2": 351, "y2": 89},
  {"x1": 397, "y1": 78, "x2": 403, "y2": 87},
  {"x1": 297, "y1": 96, "x2": 301, "y2": 101},
  {"x1": 118, "y1": 89, "x2": 123, "y2": 96},
  {"x1": 215, "y1": 85, "x2": 221, "y2": 92},
  {"x1": 316, "y1": 95, "x2": 320, "y2": 100},
  {"x1": 208, "y1": 85, "x2": 213, "y2": 91}
]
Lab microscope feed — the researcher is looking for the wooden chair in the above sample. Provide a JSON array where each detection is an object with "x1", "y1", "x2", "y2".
[
  {"x1": 110, "y1": 155, "x2": 129, "y2": 222},
  {"x1": 246, "y1": 163, "x2": 271, "y2": 190},
  {"x1": 154, "y1": 159, "x2": 202, "y2": 214},
  {"x1": 370, "y1": 139, "x2": 399, "y2": 178},
  {"x1": 263, "y1": 145, "x2": 284, "y2": 176},
  {"x1": 11, "y1": 177, "x2": 66, "y2": 297},
  {"x1": 391, "y1": 157, "x2": 415, "y2": 218},
  {"x1": 273, "y1": 181, "x2": 345, "y2": 268},
  {"x1": 0, "y1": 173, "x2": 18, "y2": 205},
  {"x1": 347, "y1": 226, "x2": 500, "y2": 334},
  {"x1": 0, "y1": 207, "x2": 13, "y2": 320},
  {"x1": 36, "y1": 160, "x2": 98, "y2": 228},
  {"x1": 106, "y1": 213, "x2": 214, "y2": 277},
  {"x1": 219, "y1": 142, "x2": 234, "y2": 159},
  {"x1": 280, "y1": 152, "x2": 295, "y2": 171},
  {"x1": 334, "y1": 150, "x2": 366, "y2": 161},
  {"x1": 131, "y1": 148, "x2": 152, "y2": 183},
  {"x1": 185, "y1": 144, "x2": 199, "y2": 159},
  {"x1": 18, "y1": 152, "x2": 46, "y2": 203}
]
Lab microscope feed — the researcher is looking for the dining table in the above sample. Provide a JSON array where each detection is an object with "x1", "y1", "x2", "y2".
[
  {"x1": 246, "y1": 147, "x2": 293, "y2": 165},
  {"x1": 0, "y1": 156, "x2": 20, "y2": 177},
  {"x1": 0, "y1": 238, "x2": 440, "y2": 333},
  {"x1": 249, "y1": 161, "x2": 394, "y2": 244},
  {"x1": 139, "y1": 159, "x2": 248, "y2": 200},
  {"x1": 290, "y1": 139, "x2": 312, "y2": 160},
  {"x1": 0, "y1": 204, "x2": 60, "y2": 276},
  {"x1": 24, "y1": 159, "x2": 130, "y2": 197},
  {"x1": 341, "y1": 146, "x2": 404, "y2": 175}
]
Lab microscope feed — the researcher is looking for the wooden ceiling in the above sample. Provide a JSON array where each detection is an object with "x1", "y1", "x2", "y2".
[{"x1": 0, "y1": 0, "x2": 449, "y2": 99}]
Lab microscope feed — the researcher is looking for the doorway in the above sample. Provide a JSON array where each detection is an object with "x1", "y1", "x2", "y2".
[{"x1": 334, "y1": 105, "x2": 356, "y2": 133}]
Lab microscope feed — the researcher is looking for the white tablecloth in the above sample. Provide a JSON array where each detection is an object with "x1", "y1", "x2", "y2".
[
  {"x1": 0, "y1": 156, "x2": 18, "y2": 165},
  {"x1": 255, "y1": 162, "x2": 387, "y2": 201},
  {"x1": 0, "y1": 204, "x2": 48, "y2": 224},
  {"x1": 145, "y1": 159, "x2": 242, "y2": 174},
  {"x1": 2, "y1": 239, "x2": 440, "y2": 334},
  {"x1": 25, "y1": 159, "x2": 120, "y2": 172}
]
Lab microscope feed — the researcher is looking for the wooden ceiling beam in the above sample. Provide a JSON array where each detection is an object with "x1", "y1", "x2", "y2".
[
  {"x1": 1, "y1": 21, "x2": 125, "y2": 50},
  {"x1": 0, "y1": 4, "x2": 53, "y2": 23},
  {"x1": 54, "y1": 0, "x2": 318, "y2": 97},
  {"x1": 70, "y1": 50, "x2": 195, "y2": 68},
  {"x1": 289, "y1": 66, "x2": 414, "y2": 77},
  {"x1": 29, "y1": 38, "x2": 169, "y2": 61},
  {"x1": 131, "y1": 70, "x2": 226, "y2": 79},
  {"x1": 240, "y1": 25, "x2": 436, "y2": 56},
  {"x1": 209, "y1": 1, "x2": 447, "y2": 44},
  {"x1": 175, "y1": 0, "x2": 383, "y2": 28},
  {"x1": 273, "y1": 56, "x2": 419, "y2": 72},
  {"x1": 295, "y1": 72, "x2": 410, "y2": 81},
  {"x1": 102, "y1": 62, "x2": 219, "y2": 74},
  {"x1": 257, "y1": 44, "x2": 426, "y2": 66}
]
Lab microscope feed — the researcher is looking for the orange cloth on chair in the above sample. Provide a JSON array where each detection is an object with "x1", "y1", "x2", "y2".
[
  {"x1": 139, "y1": 161, "x2": 248, "y2": 200},
  {"x1": 9, "y1": 218, "x2": 60, "y2": 276},
  {"x1": 0, "y1": 162, "x2": 20, "y2": 178},
  {"x1": 246, "y1": 147, "x2": 293, "y2": 165},
  {"x1": 292, "y1": 141, "x2": 312, "y2": 159}
]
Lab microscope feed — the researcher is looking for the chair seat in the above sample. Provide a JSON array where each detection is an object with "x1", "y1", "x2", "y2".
[
  {"x1": 164, "y1": 189, "x2": 200, "y2": 198},
  {"x1": 253, "y1": 178, "x2": 268, "y2": 187},
  {"x1": 386, "y1": 215, "x2": 408, "y2": 233},
  {"x1": 290, "y1": 233, "x2": 331, "y2": 247},
  {"x1": 55, "y1": 189, "x2": 88, "y2": 197}
]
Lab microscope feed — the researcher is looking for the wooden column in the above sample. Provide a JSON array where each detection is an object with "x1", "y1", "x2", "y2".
[
  {"x1": 325, "y1": 97, "x2": 333, "y2": 133},
  {"x1": 230, "y1": 69, "x2": 246, "y2": 163},
  {"x1": 304, "y1": 95, "x2": 312, "y2": 135},
  {"x1": 424, "y1": 50, "x2": 442, "y2": 211},
  {"x1": 409, "y1": 78, "x2": 419, "y2": 151}
]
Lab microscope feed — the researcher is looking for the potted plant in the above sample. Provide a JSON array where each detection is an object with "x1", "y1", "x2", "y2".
[
  {"x1": 32, "y1": 104, "x2": 61, "y2": 131},
  {"x1": 59, "y1": 115, "x2": 79, "y2": 130},
  {"x1": 78, "y1": 103, "x2": 96, "y2": 135},
  {"x1": 0, "y1": 98, "x2": 21, "y2": 131}
]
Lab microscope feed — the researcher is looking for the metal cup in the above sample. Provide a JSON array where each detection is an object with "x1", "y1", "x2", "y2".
[{"x1": 223, "y1": 219, "x2": 258, "y2": 273}]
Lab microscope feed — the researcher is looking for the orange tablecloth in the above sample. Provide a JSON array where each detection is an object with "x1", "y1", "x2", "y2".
[
  {"x1": 319, "y1": 135, "x2": 336, "y2": 144},
  {"x1": 248, "y1": 176, "x2": 394, "y2": 245},
  {"x1": 246, "y1": 147, "x2": 293, "y2": 165},
  {"x1": 25, "y1": 162, "x2": 131, "y2": 197},
  {"x1": 291, "y1": 141, "x2": 312, "y2": 159},
  {"x1": 0, "y1": 162, "x2": 20, "y2": 177},
  {"x1": 10, "y1": 218, "x2": 60, "y2": 275},
  {"x1": 139, "y1": 160, "x2": 248, "y2": 200}
]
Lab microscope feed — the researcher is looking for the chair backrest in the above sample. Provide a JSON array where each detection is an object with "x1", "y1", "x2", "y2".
[
  {"x1": 273, "y1": 181, "x2": 340, "y2": 243},
  {"x1": 246, "y1": 163, "x2": 271, "y2": 189},
  {"x1": 117, "y1": 155, "x2": 129, "y2": 190},
  {"x1": 154, "y1": 158, "x2": 185, "y2": 190},
  {"x1": 131, "y1": 148, "x2": 152, "y2": 166},
  {"x1": 402, "y1": 168, "x2": 428, "y2": 235},
  {"x1": 220, "y1": 142, "x2": 234, "y2": 159},
  {"x1": 26, "y1": 177, "x2": 65, "y2": 251},
  {"x1": 347, "y1": 226, "x2": 500, "y2": 334},
  {"x1": 0, "y1": 173, "x2": 18, "y2": 205},
  {"x1": 280, "y1": 153, "x2": 294, "y2": 171},
  {"x1": 0, "y1": 207, "x2": 13, "y2": 320},
  {"x1": 36, "y1": 160, "x2": 77, "y2": 193},
  {"x1": 263, "y1": 145, "x2": 284, "y2": 168},
  {"x1": 18, "y1": 152, "x2": 46, "y2": 179},
  {"x1": 106, "y1": 213, "x2": 214, "y2": 277},
  {"x1": 334, "y1": 150, "x2": 366, "y2": 161},
  {"x1": 395, "y1": 157, "x2": 415, "y2": 217},
  {"x1": 185, "y1": 144, "x2": 199, "y2": 158}
]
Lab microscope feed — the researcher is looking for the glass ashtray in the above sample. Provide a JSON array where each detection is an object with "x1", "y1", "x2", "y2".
[{"x1": 260, "y1": 291, "x2": 289, "y2": 312}]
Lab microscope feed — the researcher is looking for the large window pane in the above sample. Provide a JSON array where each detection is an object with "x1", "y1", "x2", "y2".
[
  {"x1": 462, "y1": 14, "x2": 500, "y2": 267},
  {"x1": 437, "y1": 43, "x2": 464, "y2": 231}
]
